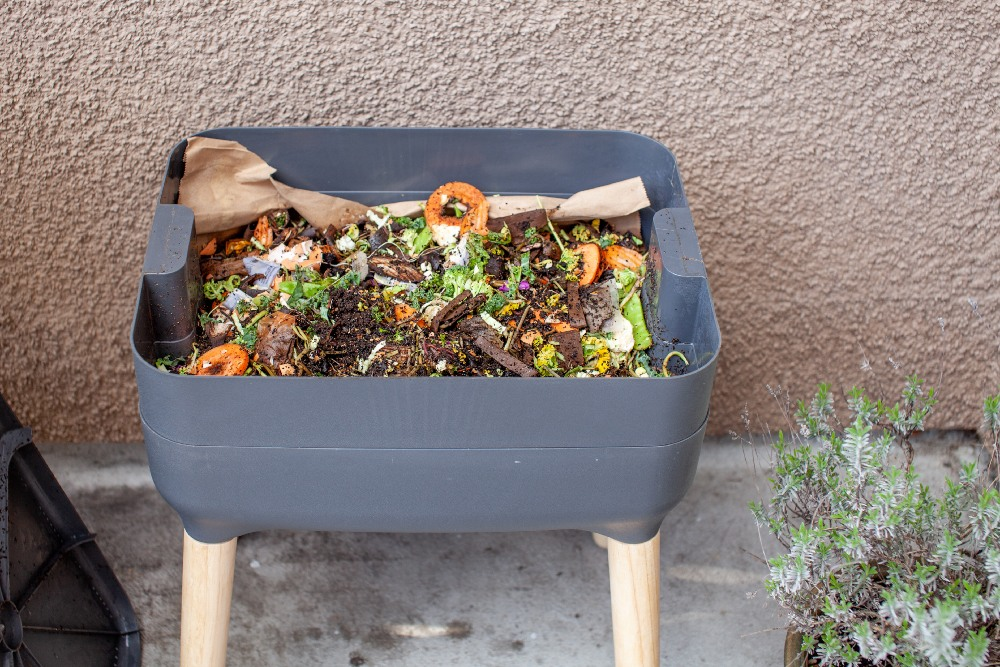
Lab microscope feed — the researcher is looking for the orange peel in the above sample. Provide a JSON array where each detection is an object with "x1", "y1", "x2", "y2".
[
  {"x1": 424, "y1": 182, "x2": 489, "y2": 244},
  {"x1": 602, "y1": 245, "x2": 644, "y2": 272}
]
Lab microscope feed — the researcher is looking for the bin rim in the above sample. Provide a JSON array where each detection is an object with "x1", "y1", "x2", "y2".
[{"x1": 160, "y1": 125, "x2": 684, "y2": 201}]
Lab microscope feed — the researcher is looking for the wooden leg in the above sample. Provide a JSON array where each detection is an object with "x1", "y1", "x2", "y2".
[
  {"x1": 181, "y1": 531, "x2": 238, "y2": 667},
  {"x1": 608, "y1": 532, "x2": 660, "y2": 667},
  {"x1": 592, "y1": 532, "x2": 609, "y2": 549}
]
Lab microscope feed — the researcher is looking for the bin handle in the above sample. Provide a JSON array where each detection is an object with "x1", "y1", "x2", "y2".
[
  {"x1": 141, "y1": 205, "x2": 198, "y2": 352},
  {"x1": 651, "y1": 208, "x2": 706, "y2": 279}
]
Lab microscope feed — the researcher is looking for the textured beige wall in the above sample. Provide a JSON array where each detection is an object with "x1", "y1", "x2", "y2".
[{"x1": 2, "y1": 1, "x2": 998, "y2": 442}]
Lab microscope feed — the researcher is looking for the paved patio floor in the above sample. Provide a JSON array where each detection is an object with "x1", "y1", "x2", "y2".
[{"x1": 38, "y1": 432, "x2": 979, "y2": 666}]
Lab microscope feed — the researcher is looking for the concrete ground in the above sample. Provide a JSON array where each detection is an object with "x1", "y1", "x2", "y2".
[{"x1": 38, "y1": 432, "x2": 980, "y2": 666}]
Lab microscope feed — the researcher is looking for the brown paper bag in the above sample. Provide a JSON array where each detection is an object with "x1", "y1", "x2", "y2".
[{"x1": 178, "y1": 138, "x2": 286, "y2": 233}]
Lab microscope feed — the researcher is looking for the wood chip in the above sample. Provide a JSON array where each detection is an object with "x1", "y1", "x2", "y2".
[
  {"x1": 201, "y1": 257, "x2": 249, "y2": 280},
  {"x1": 566, "y1": 281, "x2": 587, "y2": 328},
  {"x1": 369, "y1": 256, "x2": 425, "y2": 283},
  {"x1": 550, "y1": 328, "x2": 585, "y2": 370},
  {"x1": 457, "y1": 316, "x2": 501, "y2": 343},
  {"x1": 581, "y1": 280, "x2": 616, "y2": 330},
  {"x1": 431, "y1": 290, "x2": 470, "y2": 331},
  {"x1": 205, "y1": 320, "x2": 234, "y2": 347},
  {"x1": 431, "y1": 290, "x2": 487, "y2": 331},
  {"x1": 474, "y1": 336, "x2": 538, "y2": 377},
  {"x1": 486, "y1": 209, "x2": 549, "y2": 242}
]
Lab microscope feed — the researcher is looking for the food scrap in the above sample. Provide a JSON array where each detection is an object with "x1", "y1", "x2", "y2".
[{"x1": 164, "y1": 183, "x2": 687, "y2": 378}]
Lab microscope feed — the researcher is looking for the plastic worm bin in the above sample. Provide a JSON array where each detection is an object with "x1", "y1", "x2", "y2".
[
  {"x1": 133, "y1": 127, "x2": 721, "y2": 666},
  {"x1": 132, "y1": 126, "x2": 720, "y2": 546}
]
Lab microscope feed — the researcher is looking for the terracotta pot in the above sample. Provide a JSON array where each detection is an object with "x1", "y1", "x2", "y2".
[{"x1": 784, "y1": 630, "x2": 806, "y2": 667}]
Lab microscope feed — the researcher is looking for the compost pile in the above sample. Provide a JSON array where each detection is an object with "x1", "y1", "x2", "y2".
[{"x1": 160, "y1": 182, "x2": 688, "y2": 379}]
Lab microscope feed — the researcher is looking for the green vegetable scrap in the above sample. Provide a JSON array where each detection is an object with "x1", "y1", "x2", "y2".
[
  {"x1": 487, "y1": 226, "x2": 511, "y2": 245},
  {"x1": 203, "y1": 275, "x2": 241, "y2": 301},
  {"x1": 442, "y1": 265, "x2": 492, "y2": 299},
  {"x1": 155, "y1": 355, "x2": 183, "y2": 372},
  {"x1": 466, "y1": 233, "x2": 491, "y2": 272},
  {"x1": 232, "y1": 325, "x2": 258, "y2": 350},
  {"x1": 632, "y1": 351, "x2": 660, "y2": 377},
  {"x1": 177, "y1": 185, "x2": 684, "y2": 379},
  {"x1": 483, "y1": 291, "x2": 508, "y2": 314},
  {"x1": 661, "y1": 351, "x2": 689, "y2": 377},
  {"x1": 571, "y1": 224, "x2": 593, "y2": 242},
  {"x1": 534, "y1": 343, "x2": 562, "y2": 376},
  {"x1": 597, "y1": 233, "x2": 621, "y2": 249},
  {"x1": 615, "y1": 269, "x2": 651, "y2": 350}
]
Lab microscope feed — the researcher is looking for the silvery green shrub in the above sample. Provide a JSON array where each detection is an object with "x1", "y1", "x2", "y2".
[{"x1": 751, "y1": 377, "x2": 1000, "y2": 666}]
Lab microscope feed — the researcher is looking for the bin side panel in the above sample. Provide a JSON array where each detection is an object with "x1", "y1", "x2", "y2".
[
  {"x1": 135, "y1": 356, "x2": 715, "y2": 449},
  {"x1": 133, "y1": 186, "x2": 720, "y2": 450},
  {"x1": 144, "y1": 418, "x2": 706, "y2": 545}
]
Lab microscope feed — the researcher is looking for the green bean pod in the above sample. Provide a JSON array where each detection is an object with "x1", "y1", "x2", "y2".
[{"x1": 618, "y1": 271, "x2": 652, "y2": 351}]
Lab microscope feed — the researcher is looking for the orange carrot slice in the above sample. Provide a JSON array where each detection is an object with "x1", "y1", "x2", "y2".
[
  {"x1": 195, "y1": 343, "x2": 250, "y2": 376},
  {"x1": 602, "y1": 245, "x2": 644, "y2": 272},
  {"x1": 253, "y1": 216, "x2": 273, "y2": 247},
  {"x1": 394, "y1": 303, "x2": 417, "y2": 321},
  {"x1": 199, "y1": 238, "x2": 217, "y2": 256},
  {"x1": 577, "y1": 243, "x2": 601, "y2": 286}
]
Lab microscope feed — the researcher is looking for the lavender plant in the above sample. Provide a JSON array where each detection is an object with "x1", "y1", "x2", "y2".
[{"x1": 750, "y1": 377, "x2": 1000, "y2": 666}]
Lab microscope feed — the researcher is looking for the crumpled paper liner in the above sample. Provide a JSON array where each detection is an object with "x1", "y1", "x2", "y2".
[
  {"x1": 179, "y1": 137, "x2": 649, "y2": 236},
  {"x1": 179, "y1": 138, "x2": 371, "y2": 234}
]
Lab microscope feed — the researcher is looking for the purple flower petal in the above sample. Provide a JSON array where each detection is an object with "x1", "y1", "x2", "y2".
[
  {"x1": 519, "y1": 280, "x2": 531, "y2": 290},
  {"x1": 498, "y1": 284, "x2": 509, "y2": 292}
]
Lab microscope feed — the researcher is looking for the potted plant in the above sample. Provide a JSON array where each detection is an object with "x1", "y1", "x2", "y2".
[{"x1": 750, "y1": 376, "x2": 1000, "y2": 666}]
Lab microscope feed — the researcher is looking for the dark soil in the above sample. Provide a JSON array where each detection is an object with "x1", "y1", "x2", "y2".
[{"x1": 183, "y1": 208, "x2": 685, "y2": 379}]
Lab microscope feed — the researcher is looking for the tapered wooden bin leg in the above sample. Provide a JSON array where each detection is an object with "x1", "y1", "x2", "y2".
[
  {"x1": 181, "y1": 531, "x2": 238, "y2": 667},
  {"x1": 608, "y1": 531, "x2": 660, "y2": 667}
]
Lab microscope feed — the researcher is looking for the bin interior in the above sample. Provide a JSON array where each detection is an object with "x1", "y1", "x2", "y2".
[{"x1": 139, "y1": 127, "x2": 717, "y2": 381}]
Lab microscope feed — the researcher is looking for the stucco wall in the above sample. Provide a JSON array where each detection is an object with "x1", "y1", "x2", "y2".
[{"x1": 2, "y1": 1, "x2": 998, "y2": 442}]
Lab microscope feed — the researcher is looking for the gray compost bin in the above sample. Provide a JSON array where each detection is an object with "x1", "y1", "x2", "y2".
[{"x1": 131, "y1": 127, "x2": 720, "y2": 545}]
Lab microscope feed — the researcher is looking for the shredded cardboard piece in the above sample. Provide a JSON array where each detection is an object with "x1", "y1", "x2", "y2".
[
  {"x1": 604, "y1": 212, "x2": 641, "y2": 236},
  {"x1": 487, "y1": 195, "x2": 567, "y2": 218},
  {"x1": 379, "y1": 197, "x2": 565, "y2": 220},
  {"x1": 180, "y1": 138, "x2": 373, "y2": 234},
  {"x1": 549, "y1": 177, "x2": 649, "y2": 222},
  {"x1": 270, "y1": 180, "x2": 371, "y2": 233},
  {"x1": 179, "y1": 137, "x2": 651, "y2": 236},
  {"x1": 374, "y1": 199, "x2": 640, "y2": 234}
]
